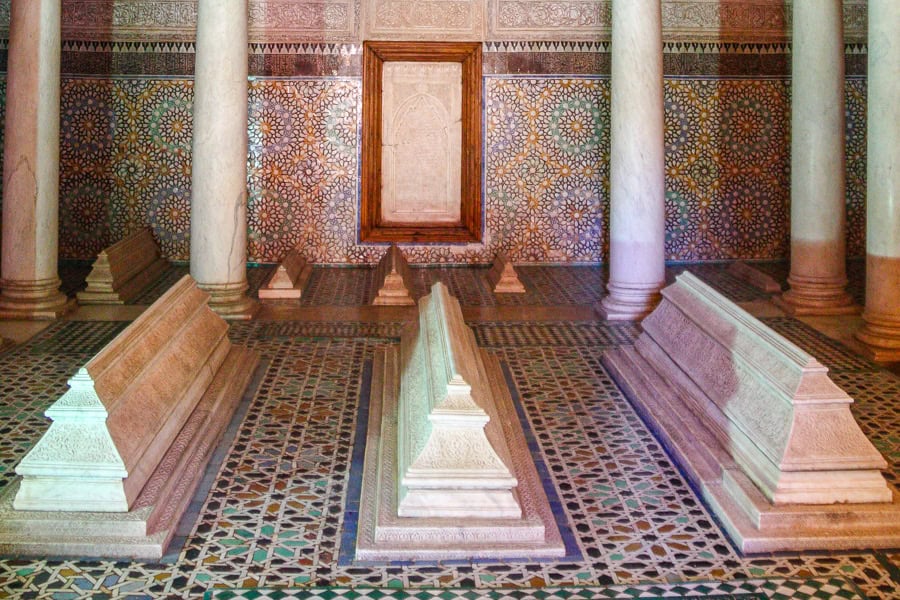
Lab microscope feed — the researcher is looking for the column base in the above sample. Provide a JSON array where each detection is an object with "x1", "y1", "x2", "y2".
[
  {"x1": 198, "y1": 281, "x2": 259, "y2": 321},
  {"x1": 773, "y1": 275, "x2": 859, "y2": 316},
  {"x1": 595, "y1": 280, "x2": 664, "y2": 322},
  {"x1": 855, "y1": 311, "x2": 900, "y2": 363},
  {"x1": 0, "y1": 278, "x2": 75, "y2": 320}
]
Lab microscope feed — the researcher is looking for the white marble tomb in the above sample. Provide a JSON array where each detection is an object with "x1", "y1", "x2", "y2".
[{"x1": 356, "y1": 282, "x2": 565, "y2": 560}]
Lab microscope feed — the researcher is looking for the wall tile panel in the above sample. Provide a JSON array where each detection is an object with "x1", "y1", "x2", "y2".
[{"x1": 0, "y1": 69, "x2": 869, "y2": 265}]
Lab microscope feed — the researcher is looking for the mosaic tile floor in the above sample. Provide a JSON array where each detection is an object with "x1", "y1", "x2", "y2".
[{"x1": 2, "y1": 266, "x2": 899, "y2": 600}]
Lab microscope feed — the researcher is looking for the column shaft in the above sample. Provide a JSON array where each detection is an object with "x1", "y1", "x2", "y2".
[
  {"x1": 777, "y1": 0, "x2": 856, "y2": 315},
  {"x1": 0, "y1": 0, "x2": 71, "y2": 319},
  {"x1": 855, "y1": 0, "x2": 900, "y2": 361},
  {"x1": 189, "y1": 0, "x2": 256, "y2": 319},
  {"x1": 597, "y1": 0, "x2": 666, "y2": 321}
]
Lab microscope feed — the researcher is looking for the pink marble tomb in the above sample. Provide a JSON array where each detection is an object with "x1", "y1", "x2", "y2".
[
  {"x1": 0, "y1": 275, "x2": 260, "y2": 559},
  {"x1": 258, "y1": 247, "x2": 312, "y2": 301},
  {"x1": 372, "y1": 244, "x2": 416, "y2": 306},
  {"x1": 487, "y1": 253, "x2": 526, "y2": 294},
  {"x1": 602, "y1": 272, "x2": 900, "y2": 552},
  {"x1": 76, "y1": 227, "x2": 169, "y2": 305}
]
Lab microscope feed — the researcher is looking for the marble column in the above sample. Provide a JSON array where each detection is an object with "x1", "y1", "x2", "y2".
[
  {"x1": 597, "y1": 0, "x2": 666, "y2": 321},
  {"x1": 0, "y1": 0, "x2": 71, "y2": 320},
  {"x1": 776, "y1": 0, "x2": 856, "y2": 315},
  {"x1": 189, "y1": 0, "x2": 256, "y2": 319},
  {"x1": 855, "y1": 0, "x2": 900, "y2": 361}
]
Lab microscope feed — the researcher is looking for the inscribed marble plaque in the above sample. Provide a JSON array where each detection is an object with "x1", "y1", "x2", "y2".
[{"x1": 381, "y1": 62, "x2": 462, "y2": 225}]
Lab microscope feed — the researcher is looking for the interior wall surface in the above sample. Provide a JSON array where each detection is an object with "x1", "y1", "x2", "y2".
[{"x1": 0, "y1": 1, "x2": 869, "y2": 264}]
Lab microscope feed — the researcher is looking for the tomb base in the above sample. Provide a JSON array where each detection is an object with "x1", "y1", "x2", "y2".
[
  {"x1": 487, "y1": 254, "x2": 525, "y2": 294},
  {"x1": 0, "y1": 346, "x2": 259, "y2": 560},
  {"x1": 372, "y1": 245, "x2": 415, "y2": 306},
  {"x1": 603, "y1": 345, "x2": 900, "y2": 553},
  {"x1": 356, "y1": 346, "x2": 565, "y2": 561},
  {"x1": 77, "y1": 258, "x2": 168, "y2": 305}
]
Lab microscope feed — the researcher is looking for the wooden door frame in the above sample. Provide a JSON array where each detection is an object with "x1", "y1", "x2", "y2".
[{"x1": 360, "y1": 40, "x2": 483, "y2": 243}]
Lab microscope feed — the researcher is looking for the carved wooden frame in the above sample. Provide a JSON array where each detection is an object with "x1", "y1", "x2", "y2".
[{"x1": 361, "y1": 41, "x2": 483, "y2": 243}]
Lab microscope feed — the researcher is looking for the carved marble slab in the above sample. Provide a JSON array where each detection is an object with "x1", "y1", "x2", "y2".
[
  {"x1": 77, "y1": 228, "x2": 168, "y2": 305},
  {"x1": 381, "y1": 62, "x2": 462, "y2": 226},
  {"x1": 487, "y1": 252, "x2": 526, "y2": 294},
  {"x1": 372, "y1": 244, "x2": 415, "y2": 306},
  {"x1": 357, "y1": 282, "x2": 565, "y2": 559},
  {"x1": 396, "y1": 282, "x2": 519, "y2": 517},
  {"x1": 363, "y1": 0, "x2": 483, "y2": 41},
  {"x1": 603, "y1": 272, "x2": 900, "y2": 552},
  {"x1": 727, "y1": 261, "x2": 782, "y2": 294},
  {"x1": 258, "y1": 248, "x2": 312, "y2": 301}
]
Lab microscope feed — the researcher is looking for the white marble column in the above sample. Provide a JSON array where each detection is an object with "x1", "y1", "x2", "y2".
[
  {"x1": 597, "y1": 0, "x2": 666, "y2": 321},
  {"x1": 855, "y1": 0, "x2": 900, "y2": 361},
  {"x1": 0, "y1": 0, "x2": 71, "y2": 320},
  {"x1": 777, "y1": 0, "x2": 856, "y2": 316},
  {"x1": 189, "y1": 0, "x2": 256, "y2": 319}
]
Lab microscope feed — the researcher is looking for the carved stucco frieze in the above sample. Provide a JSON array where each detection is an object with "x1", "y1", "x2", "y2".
[
  {"x1": 0, "y1": 0, "x2": 359, "y2": 42},
  {"x1": 363, "y1": 0, "x2": 483, "y2": 40},
  {"x1": 488, "y1": 0, "x2": 867, "y2": 43},
  {"x1": 0, "y1": 1, "x2": 869, "y2": 50},
  {"x1": 487, "y1": 1, "x2": 610, "y2": 40}
]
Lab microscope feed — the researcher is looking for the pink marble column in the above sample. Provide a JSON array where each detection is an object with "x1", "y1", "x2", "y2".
[
  {"x1": 189, "y1": 0, "x2": 256, "y2": 319},
  {"x1": 776, "y1": 0, "x2": 856, "y2": 316},
  {"x1": 597, "y1": 0, "x2": 666, "y2": 321},
  {"x1": 855, "y1": 0, "x2": 900, "y2": 361},
  {"x1": 0, "y1": 0, "x2": 71, "y2": 320}
]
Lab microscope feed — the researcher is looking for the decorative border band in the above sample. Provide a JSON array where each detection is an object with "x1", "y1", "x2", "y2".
[{"x1": 0, "y1": 39, "x2": 868, "y2": 78}]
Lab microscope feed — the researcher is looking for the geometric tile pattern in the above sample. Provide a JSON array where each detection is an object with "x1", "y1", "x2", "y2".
[
  {"x1": 59, "y1": 77, "x2": 195, "y2": 260},
  {"x1": 1, "y1": 273, "x2": 899, "y2": 599},
  {"x1": 844, "y1": 79, "x2": 867, "y2": 259},
  {"x1": 43, "y1": 76, "x2": 868, "y2": 265},
  {"x1": 664, "y1": 79, "x2": 790, "y2": 260},
  {"x1": 470, "y1": 321, "x2": 639, "y2": 348},
  {"x1": 204, "y1": 578, "x2": 861, "y2": 600},
  {"x1": 484, "y1": 78, "x2": 608, "y2": 262},
  {"x1": 247, "y1": 79, "x2": 362, "y2": 264}
]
